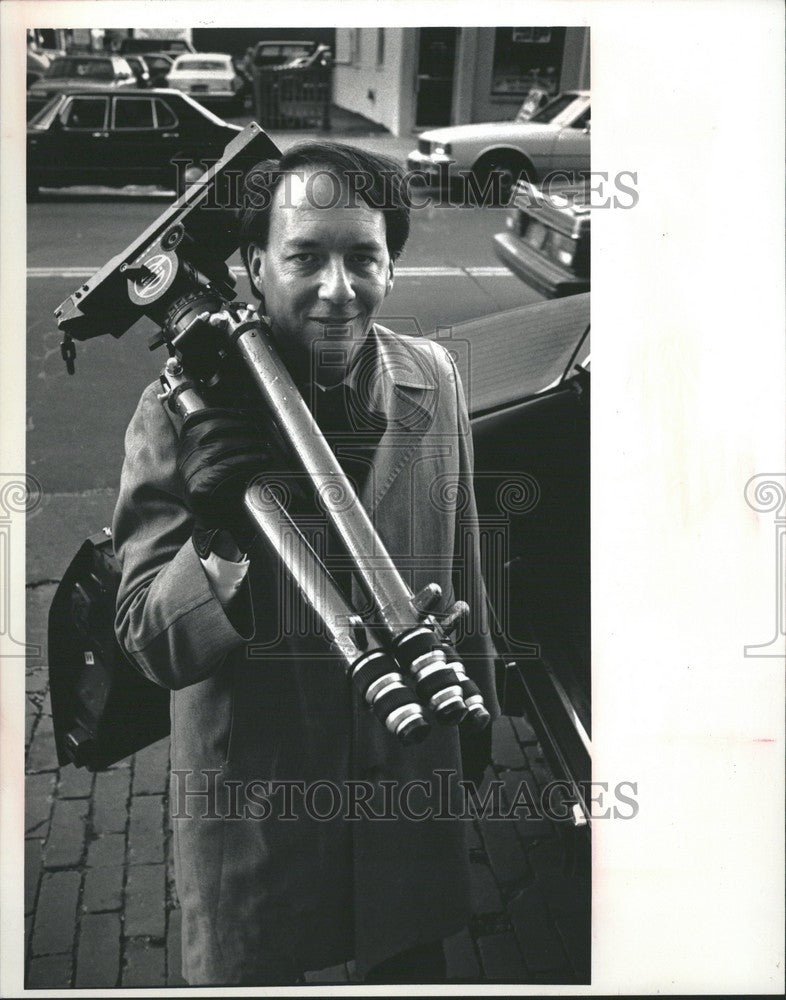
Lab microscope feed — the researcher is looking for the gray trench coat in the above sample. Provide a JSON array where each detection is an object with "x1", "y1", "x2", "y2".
[{"x1": 113, "y1": 325, "x2": 500, "y2": 984}]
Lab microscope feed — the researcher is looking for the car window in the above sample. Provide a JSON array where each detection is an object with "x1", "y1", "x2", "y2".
[
  {"x1": 529, "y1": 93, "x2": 581, "y2": 124},
  {"x1": 173, "y1": 57, "x2": 230, "y2": 71},
  {"x1": 47, "y1": 58, "x2": 115, "y2": 81},
  {"x1": 113, "y1": 98, "x2": 155, "y2": 129},
  {"x1": 28, "y1": 97, "x2": 63, "y2": 129},
  {"x1": 61, "y1": 97, "x2": 108, "y2": 130},
  {"x1": 154, "y1": 99, "x2": 178, "y2": 128},
  {"x1": 570, "y1": 108, "x2": 591, "y2": 129}
]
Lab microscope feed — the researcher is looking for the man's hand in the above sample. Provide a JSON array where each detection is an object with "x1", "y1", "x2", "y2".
[
  {"x1": 199, "y1": 303, "x2": 269, "y2": 338},
  {"x1": 176, "y1": 406, "x2": 273, "y2": 556}
]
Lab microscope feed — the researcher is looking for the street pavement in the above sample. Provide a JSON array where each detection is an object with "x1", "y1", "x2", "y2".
[{"x1": 23, "y1": 121, "x2": 589, "y2": 987}]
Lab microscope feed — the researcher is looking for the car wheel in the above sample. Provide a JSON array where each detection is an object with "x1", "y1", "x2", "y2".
[{"x1": 472, "y1": 152, "x2": 532, "y2": 206}]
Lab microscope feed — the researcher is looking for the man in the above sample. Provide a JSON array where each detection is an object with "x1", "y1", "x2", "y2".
[{"x1": 113, "y1": 142, "x2": 499, "y2": 985}]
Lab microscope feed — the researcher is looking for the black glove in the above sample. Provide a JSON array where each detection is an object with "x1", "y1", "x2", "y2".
[{"x1": 176, "y1": 406, "x2": 273, "y2": 557}]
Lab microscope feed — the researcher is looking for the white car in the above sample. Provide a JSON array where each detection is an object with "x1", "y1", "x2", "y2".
[
  {"x1": 166, "y1": 52, "x2": 244, "y2": 108},
  {"x1": 407, "y1": 90, "x2": 590, "y2": 198}
]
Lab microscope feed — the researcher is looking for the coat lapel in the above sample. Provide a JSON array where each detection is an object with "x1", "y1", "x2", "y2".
[{"x1": 354, "y1": 325, "x2": 438, "y2": 514}]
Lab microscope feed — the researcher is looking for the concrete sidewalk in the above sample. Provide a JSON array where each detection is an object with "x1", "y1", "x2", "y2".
[{"x1": 24, "y1": 488, "x2": 589, "y2": 987}]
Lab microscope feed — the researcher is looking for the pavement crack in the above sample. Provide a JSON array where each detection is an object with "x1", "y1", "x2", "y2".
[{"x1": 460, "y1": 266, "x2": 496, "y2": 302}]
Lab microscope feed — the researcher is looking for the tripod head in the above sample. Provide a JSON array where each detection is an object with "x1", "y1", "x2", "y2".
[{"x1": 54, "y1": 122, "x2": 281, "y2": 378}]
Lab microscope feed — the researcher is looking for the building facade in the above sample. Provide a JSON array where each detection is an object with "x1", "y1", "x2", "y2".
[{"x1": 333, "y1": 26, "x2": 590, "y2": 135}]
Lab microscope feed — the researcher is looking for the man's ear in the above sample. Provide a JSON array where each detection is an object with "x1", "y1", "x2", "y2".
[{"x1": 247, "y1": 245, "x2": 267, "y2": 299}]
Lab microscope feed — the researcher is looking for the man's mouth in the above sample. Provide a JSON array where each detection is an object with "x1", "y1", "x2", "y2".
[{"x1": 308, "y1": 315, "x2": 360, "y2": 325}]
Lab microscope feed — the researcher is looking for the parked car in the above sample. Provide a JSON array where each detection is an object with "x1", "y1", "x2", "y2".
[
  {"x1": 166, "y1": 52, "x2": 245, "y2": 110},
  {"x1": 407, "y1": 90, "x2": 590, "y2": 201},
  {"x1": 124, "y1": 55, "x2": 152, "y2": 89},
  {"x1": 279, "y1": 43, "x2": 333, "y2": 70},
  {"x1": 138, "y1": 53, "x2": 174, "y2": 88},
  {"x1": 27, "y1": 54, "x2": 137, "y2": 119},
  {"x1": 245, "y1": 39, "x2": 318, "y2": 71},
  {"x1": 26, "y1": 89, "x2": 242, "y2": 197},
  {"x1": 118, "y1": 37, "x2": 195, "y2": 56},
  {"x1": 494, "y1": 179, "x2": 590, "y2": 298}
]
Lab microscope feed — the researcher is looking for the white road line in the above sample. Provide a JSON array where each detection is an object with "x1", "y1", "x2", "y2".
[{"x1": 27, "y1": 265, "x2": 513, "y2": 279}]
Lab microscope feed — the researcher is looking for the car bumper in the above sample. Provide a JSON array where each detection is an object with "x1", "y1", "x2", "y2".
[
  {"x1": 406, "y1": 150, "x2": 455, "y2": 185},
  {"x1": 493, "y1": 231, "x2": 589, "y2": 299}
]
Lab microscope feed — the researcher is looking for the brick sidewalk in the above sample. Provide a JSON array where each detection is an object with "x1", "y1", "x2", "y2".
[{"x1": 25, "y1": 583, "x2": 589, "y2": 988}]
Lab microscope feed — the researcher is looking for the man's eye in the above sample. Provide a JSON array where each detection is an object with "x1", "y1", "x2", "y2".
[
  {"x1": 352, "y1": 254, "x2": 377, "y2": 266},
  {"x1": 290, "y1": 253, "x2": 315, "y2": 263}
]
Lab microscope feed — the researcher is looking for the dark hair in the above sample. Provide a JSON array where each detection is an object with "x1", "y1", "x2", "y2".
[{"x1": 236, "y1": 142, "x2": 411, "y2": 282}]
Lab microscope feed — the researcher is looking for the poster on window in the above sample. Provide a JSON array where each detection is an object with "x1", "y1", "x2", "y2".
[{"x1": 492, "y1": 26, "x2": 566, "y2": 96}]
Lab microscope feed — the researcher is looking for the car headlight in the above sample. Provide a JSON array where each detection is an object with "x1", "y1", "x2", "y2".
[{"x1": 432, "y1": 143, "x2": 451, "y2": 156}]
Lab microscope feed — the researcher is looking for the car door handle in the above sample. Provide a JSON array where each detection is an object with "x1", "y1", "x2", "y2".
[
  {"x1": 161, "y1": 132, "x2": 179, "y2": 138},
  {"x1": 91, "y1": 132, "x2": 109, "y2": 138}
]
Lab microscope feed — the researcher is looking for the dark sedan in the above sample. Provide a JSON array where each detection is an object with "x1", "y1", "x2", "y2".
[{"x1": 27, "y1": 89, "x2": 242, "y2": 197}]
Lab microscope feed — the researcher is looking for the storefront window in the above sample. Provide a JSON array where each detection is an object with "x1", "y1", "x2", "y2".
[{"x1": 491, "y1": 26, "x2": 566, "y2": 97}]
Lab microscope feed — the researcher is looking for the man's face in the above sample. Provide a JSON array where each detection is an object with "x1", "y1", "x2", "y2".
[{"x1": 248, "y1": 166, "x2": 394, "y2": 383}]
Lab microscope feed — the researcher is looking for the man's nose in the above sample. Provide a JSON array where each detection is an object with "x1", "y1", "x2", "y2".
[{"x1": 318, "y1": 259, "x2": 356, "y2": 304}]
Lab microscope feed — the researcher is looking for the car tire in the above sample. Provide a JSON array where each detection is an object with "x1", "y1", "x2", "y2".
[{"x1": 472, "y1": 152, "x2": 533, "y2": 206}]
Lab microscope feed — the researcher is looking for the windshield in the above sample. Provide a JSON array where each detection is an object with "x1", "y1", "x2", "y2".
[
  {"x1": 45, "y1": 57, "x2": 114, "y2": 80},
  {"x1": 529, "y1": 93, "x2": 582, "y2": 124},
  {"x1": 254, "y1": 44, "x2": 311, "y2": 62},
  {"x1": 173, "y1": 58, "x2": 229, "y2": 71},
  {"x1": 28, "y1": 96, "x2": 62, "y2": 129}
]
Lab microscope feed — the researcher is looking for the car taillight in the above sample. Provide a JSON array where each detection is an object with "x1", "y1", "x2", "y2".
[
  {"x1": 505, "y1": 208, "x2": 523, "y2": 235},
  {"x1": 547, "y1": 231, "x2": 576, "y2": 267}
]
